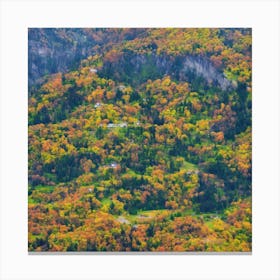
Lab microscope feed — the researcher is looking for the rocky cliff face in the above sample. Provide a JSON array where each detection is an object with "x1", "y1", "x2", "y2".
[
  {"x1": 180, "y1": 56, "x2": 232, "y2": 90},
  {"x1": 28, "y1": 28, "x2": 96, "y2": 88},
  {"x1": 29, "y1": 29, "x2": 234, "y2": 91},
  {"x1": 100, "y1": 52, "x2": 234, "y2": 90},
  {"x1": 28, "y1": 28, "x2": 149, "y2": 89}
]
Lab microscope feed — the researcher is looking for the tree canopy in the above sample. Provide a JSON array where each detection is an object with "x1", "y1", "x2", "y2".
[{"x1": 28, "y1": 28, "x2": 252, "y2": 252}]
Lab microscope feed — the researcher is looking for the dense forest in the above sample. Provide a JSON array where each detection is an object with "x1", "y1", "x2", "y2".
[{"x1": 28, "y1": 28, "x2": 252, "y2": 252}]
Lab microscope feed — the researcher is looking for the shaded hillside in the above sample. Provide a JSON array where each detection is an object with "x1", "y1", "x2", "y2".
[{"x1": 28, "y1": 28, "x2": 148, "y2": 88}]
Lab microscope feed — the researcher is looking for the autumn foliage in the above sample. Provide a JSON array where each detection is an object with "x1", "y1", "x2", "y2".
[{"x1": 28, "y1": 28, "x2": 252, "y2": 252}]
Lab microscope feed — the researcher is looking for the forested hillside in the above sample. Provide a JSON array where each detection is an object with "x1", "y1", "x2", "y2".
[{"x1": 28, "y1": 28, "x2": 252, "y2": 252}]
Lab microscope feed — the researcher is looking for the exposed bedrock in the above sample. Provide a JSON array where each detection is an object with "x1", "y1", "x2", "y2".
[{"x1": 100, "y1": 52, "x2": 234, "y2": 90}]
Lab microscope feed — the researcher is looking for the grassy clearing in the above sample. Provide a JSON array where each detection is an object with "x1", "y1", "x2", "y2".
[
  {"x1": 101, "y1": 197, "x2": 112, "y2": 206},
  {"x1": 28, "y1": 197, "x2": 37, "y2": 205},
  {"x1": 137, "y1": 209, "x2": 170, "y2": 217},
  {"x1": 180, "y1": 208, "x2": 196, "y2": 216},
  {"x1": 124, "y1": 209, "x2": 172, "y2": 224},
  {"x1": 182, "y1": 160, "x2": 197, "y2": 171},
  {"x1": 34, "y1": 185, "x2": 55, "y2": 194}
]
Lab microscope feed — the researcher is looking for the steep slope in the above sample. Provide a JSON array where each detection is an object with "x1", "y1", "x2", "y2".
[{"x1": 28, "y1": 28, "x2": 149, "y2": 88}]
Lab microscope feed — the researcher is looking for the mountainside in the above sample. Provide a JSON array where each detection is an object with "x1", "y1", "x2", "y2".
[
  {"x1": 28, "y1": 28, "x2": 149, "y2": 88},
  {"x1": 28, "y1": 28, "x2": 252, "y2": 252}
]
